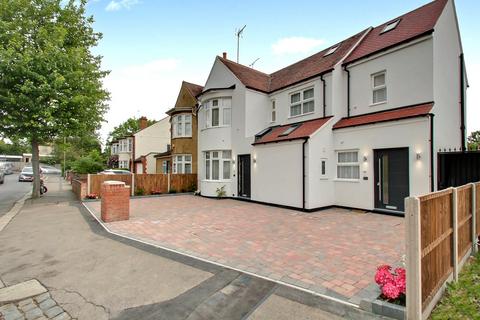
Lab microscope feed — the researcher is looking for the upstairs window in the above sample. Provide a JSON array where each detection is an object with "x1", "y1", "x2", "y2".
[
  {"x1": 381, "y1": 19, "x2": 400, "y2": 34},
  {"x1": 204, "y1": 98, "x2": 231, "y2": 128},
  {"x1": 372, "y1": 72, "x2": 387, "y2": 104},
  {"x1": 271, "y1": 100, "x2": 276, "y2": 122},
  {"x1": 172, "y1": 114, "x2": 192, "y2": 138},
  {"x1": 290, "y1": 88, "x2": 314, "y2": 117}
]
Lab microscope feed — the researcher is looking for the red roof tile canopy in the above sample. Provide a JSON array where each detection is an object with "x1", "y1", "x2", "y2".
[
  {"x1": 332, "y1": 102, "x2": 434, "y2": 130},
  {"x1": 343, "y1": 0, "x2": 447, "y2": 64},
  {"x1": 253, "y1": 117, "x2": 332, "y2": 145},
  {"x1": 218, "y1": 30, "x2": 366, "y2": 94}
]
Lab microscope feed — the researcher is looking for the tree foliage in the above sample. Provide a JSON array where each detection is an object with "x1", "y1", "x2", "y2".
[
  {"x1": 467, "y1": 131, "x2": 480, "y2": 151},
  {"x1": 0, "y1": 139, "x2": 30, "y2": 155},
  {"x1": 51, "y1": 131, "x2": 103, "y2": 170},
  {"x1": 108, "y1": 117, "x2": 156, "y2": 142},
  {"x1": 0, "y1": 0, "x2": 109, "y2": 197}
]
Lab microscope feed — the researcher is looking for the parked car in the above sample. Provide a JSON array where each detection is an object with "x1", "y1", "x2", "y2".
[
  {"x1": 0, "y1": 166, "x2": 4, "y2": 184},
  {"x1": 0, "y1": 163, "x2": 13, "y2": 175},
  {"x1": 99, "y1": 169, "x2": 132, "y2": 175},
  {"x1": 18, "y1": 167, "x2": 43, "y2": 182},
  {"x1": 40, "y1": 165, "x2": 61, "y2": 174}
]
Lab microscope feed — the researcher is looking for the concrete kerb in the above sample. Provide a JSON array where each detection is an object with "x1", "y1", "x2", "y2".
[
  {"x1": 81, "y1": 201, "x2": 380, "y2": 319},
  {"x1": 0, "y1": 191, "x2": 31, "y2": 232}
]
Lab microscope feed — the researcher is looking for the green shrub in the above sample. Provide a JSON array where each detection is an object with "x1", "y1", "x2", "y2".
[
  {"x1": 135, "y1": 188, "x2": 145, "y2": 196},
  {"x1": 216, "y1": 185, "x2": 227, "y2": 198},
  {"x1": 71, "y1": 150, "x2": 105, "y2": 174},
  {"x1": 168, "y1": 188, "x2": 177, "y2": 194}
]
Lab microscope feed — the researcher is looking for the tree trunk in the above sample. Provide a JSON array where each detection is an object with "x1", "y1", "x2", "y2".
[{"x1": 31, "y1": 139, "x2": 41, "y2": 199}]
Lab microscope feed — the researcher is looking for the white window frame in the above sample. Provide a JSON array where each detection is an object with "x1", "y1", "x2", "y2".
[
  {"x1": 320, "y1": 158, "x2": 327, "y2": 179},
  {"x1": 289, "y1": 87, "x2": 314, "y2": 118},
  {"x1": 173, "y1": 154, "x2": 192, "y2": 174},
  {"x1": 172, "y1": 114, "x2": 192, "y2": 138},
  {"x1": 203, "y1": 98, "x2": 232, "y2": 128},
  {"x1": 271, "y1": 100, "x2": 276, "y2": 122},
  {"x1": 203, "y1": 150, "x2": 231, "y2": 181},
  {"x1": 119, "y1": 160, "x2": 129, "y2": 169},
  {"x1": 111, "y1": 144, "x2": 118, "y2": 154},
  {"x1": 127, "y1": 138, "x2": 132, "y2": 152},
  {"x1": 336, "y1": 150, "x2": 360, "y2": 181},
  {"x1": 371, "y1": 71, "x2": 387, "y2": 105}
]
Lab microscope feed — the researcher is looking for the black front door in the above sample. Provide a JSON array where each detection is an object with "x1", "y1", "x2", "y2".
[
  {"x1": 374, "y1": 148, "x2": 409, "y2": 213},
  {"x1": 238, "y1": 154, "x2": 251, "y2": 198}
]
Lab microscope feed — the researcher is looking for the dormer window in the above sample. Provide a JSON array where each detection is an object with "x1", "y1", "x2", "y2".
[
  {"x1": 323, "y1": 46, "x2": 338, "y2": 56},
  {"x1": 381, "y1": 19, "x2": 400, "y2": 34}
]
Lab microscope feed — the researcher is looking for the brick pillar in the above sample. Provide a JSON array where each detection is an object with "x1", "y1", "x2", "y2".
[{"x1": 101, "y1": 181, "x2": 130, "y2": 222}]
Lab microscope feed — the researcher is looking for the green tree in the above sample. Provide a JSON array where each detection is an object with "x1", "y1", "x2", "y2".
[
  {"x1": 51, "y1": 132, "x2": 103, "y2": 172},
  {"x1": 467, "y1": 131, "x2": 480, "y2": 151},
  {"x1": 108, "y1": 117, "x2": 156, "y2": 143},
  {"x1": 0, "y1": 0, "x2": 109, "y2": 197},
  {"x1": 71, "y1": 149, "x2": 105, "y2": 174},
  {"x1": 0, "y1": 138, "x2": 30, "y2": 155}
]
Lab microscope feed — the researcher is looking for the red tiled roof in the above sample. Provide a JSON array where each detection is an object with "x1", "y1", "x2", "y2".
[
  {"x1": 344, "y1": 0, "x2": 447, "y2": 64},
  {"x1": 332, "y1": 102, "x2": 434, "y2": 130},
  {"x1": 253, "y1": 117, "x2": 333, "y2": 145},
  {"x1": 218, "y1": 30, "x2": 366, "y2": 94},
  {"x1": 183, "y1": 81, "x2": 204, "y2": 98}
]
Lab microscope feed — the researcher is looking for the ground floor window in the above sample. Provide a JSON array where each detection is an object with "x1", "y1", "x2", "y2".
[
  {"x1": 204, "y1": 150, "x2": 231, "y2": 181},
  {"x1": 173, "y1": 154, "x2": 191, "y2": 174},
  {"x1": 119, "y1": 160, "x2": 129, "y2": 169},
  {"x1": 162, "y1": 160, "x2": 170, "y2": 174},
  {"x1": 336, "y1": 151, "x2": 360, "y2": 180}
]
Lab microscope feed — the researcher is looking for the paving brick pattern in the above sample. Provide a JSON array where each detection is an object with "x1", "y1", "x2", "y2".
[
  {"x1": 86, "y1": 196, "x2": 404, "y2": 303},
  {"x1": 0, "y1": 292, "x2": 71, "y2": 320}
]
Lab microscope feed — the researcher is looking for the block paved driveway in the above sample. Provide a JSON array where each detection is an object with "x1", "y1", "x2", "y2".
[{"x1": 85, "y1": 195, "x2": 404, "y2": 304}]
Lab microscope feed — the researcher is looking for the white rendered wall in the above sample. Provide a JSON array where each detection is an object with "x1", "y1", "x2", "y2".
[
  {"x1": 134, "y1": 116, "x2": 170, "y2": 163},
  {"x1": 331, "y1": 118, "x2": 430, "y2": 210},
  {"x1": 348, "y1": 38, "x2": 434, "y2": 116},
  {"x1": 252, "y1": 141, "x2": 303, "y2": 208}
]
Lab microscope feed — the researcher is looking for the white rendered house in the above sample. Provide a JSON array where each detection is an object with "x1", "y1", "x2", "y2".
[{"x1": 197, "y1": 0, "x2": 467, "y2": 214}]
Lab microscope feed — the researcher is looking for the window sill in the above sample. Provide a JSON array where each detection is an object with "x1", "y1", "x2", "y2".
[
  {"x1": 201, "y1": 125, "x2": 231, "y2": 131},
  {"x1": 333, "y1": 178, "x2": 360, "y2": 183},
  {"x1": 201, "y1": 179, "x2": 232, "y2": 183},
  {"x1": 370, "y1": 101, "x2": 387, "y2": 107},
  {"x1": 172, "y1": 135, "x2": 193, "y2": 139},
  {"x1": 288, "y1": 111, "x2": 315, "y2": 119}
]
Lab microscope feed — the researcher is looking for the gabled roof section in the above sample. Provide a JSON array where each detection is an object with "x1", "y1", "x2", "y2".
[
  {"x1": 183, "y1": 81, "x2": 204, "y2": 98},
  {"x1": 217, "y1": 30, "x2": 366, "y2": 94},
  {"x1": 344, "y1": 0, "x2": 448, "y2": 65},
  {"x1": 253, "y1": 117, "x2": 332, "y2": 145},
  {"x1": 332, "y1": 102, "x2": 434, "y2": 130}
]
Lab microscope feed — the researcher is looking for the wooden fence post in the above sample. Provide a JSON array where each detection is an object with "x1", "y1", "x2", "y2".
[
  {"x1": 452, "y1": 188, "x2": 459, "y2": 281},
  {"x1": 87, "y1": 174, "x2": 91, "y2": 195},
  {"x1": 168, "y1": 173, "x2": 171, "y2": 192},
  {"x1": 473, "y1": 183, "x2": 477, "y2": 254},
  {"x1": 406, "y1": 196, "x2": 422, "y2": 320}
]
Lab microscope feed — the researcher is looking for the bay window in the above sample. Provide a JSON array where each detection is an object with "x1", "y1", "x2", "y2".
[
  {"x1": 173, "y1": 154, "x2": 192, "y2": 174},
  {"x1": 172, "y1": 114, "x2": 192, "y2": 138},
  {"x1": 204, "y1": 150, "x2": 231, "y2": 181},
  {"x1": 203, "y1": 98, "x2": 231, "y2": 128},
  {"x1": 290, "y1": 88, "x2": 314, "y2": 117}
]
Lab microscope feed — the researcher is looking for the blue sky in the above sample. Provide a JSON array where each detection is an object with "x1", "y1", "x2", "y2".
[{"x1": 84, "y1": 0, "x2": 480, "y2": 140}]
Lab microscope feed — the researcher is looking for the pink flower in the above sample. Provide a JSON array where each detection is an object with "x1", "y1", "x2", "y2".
[
  {"x1": 382, "y1": 282, "x2": 401, "y2": 300},
  {"x1": 394, "y1": 268, "x2": 406, "y2": 294},
  {"x1": 375, "y1": 265, "x2": 394, "y2": 286}
]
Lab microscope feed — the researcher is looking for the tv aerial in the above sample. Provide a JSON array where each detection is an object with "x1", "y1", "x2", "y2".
[{"x1": 235, "y1": 25, "x2": 246, "y2": 63}]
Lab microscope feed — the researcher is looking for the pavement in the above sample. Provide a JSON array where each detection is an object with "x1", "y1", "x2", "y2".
[
  {"x1": 0, "y1": 177, "x2": 389, "y2": 319},
  {"x1": 0, "y1": 174, "x2": 31, "y2": 217},
  {"x1": 85, "y1": 195, "x2": 404, "y2": 305}
]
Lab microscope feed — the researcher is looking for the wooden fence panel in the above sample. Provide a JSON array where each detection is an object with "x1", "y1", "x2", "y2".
[
  {"x1": 90, "y1": 174, "x2": 132, "y2": 196},
  {"x1": 476, "y1": 183, "x2": 480, "y2": 237},
  {"x1": 457, "y1": 185, "x2": 472, "y2": 259},
  {"x1": 418, "y1": 189, "x2": 454, "y2": 309},
  {"x1": 134, "y1": 174, "x2": 168, "y2": 194},
  {"x1": 170, "y1": 174, "x2": 197, "y2": 192}
]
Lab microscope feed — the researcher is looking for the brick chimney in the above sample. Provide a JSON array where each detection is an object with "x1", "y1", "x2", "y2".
[
  {"x1": 222, "y1": 52, "x2": 227, "y2": 59},
  {"x1": 139, "y1": 116, "x2": 148, "y2": 130}
]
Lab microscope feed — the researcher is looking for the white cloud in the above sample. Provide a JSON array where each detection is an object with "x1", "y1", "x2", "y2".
[
  {"x1": 106, "y1": 0, "x2": 139, "y2": 11},
  {"x1": 100, "y1": 58, "x2": 208, "y2": 143},
  {"x1": 272, "y1": 37, "x2": 326, "y2": 56}
]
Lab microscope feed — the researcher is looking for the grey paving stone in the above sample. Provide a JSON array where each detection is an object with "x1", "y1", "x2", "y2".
[
  {"x1": 51, "y1": 312, "x2": 70, "y2": 320},
  {"x1": 19, "y1": 303, "x2": 36, "y2": 313},
  {"x1": 33, "y1": 293, "x2": 50, "y2": 304},
  {"x1": 17, "y1": 299, "x2": 34, "y2": 307},
  {"x1": 44, "y1": 306, "x2": 62, "y2": 319},
  {"x1": 25, "y1": 307, "x2": 43, "y2": 320},
  {"x1": 0, "y1": 303, "x2": 23, "y2": 320},
  {"x1": 38, "y1": 299, "x2": 55, "y2": 312}
]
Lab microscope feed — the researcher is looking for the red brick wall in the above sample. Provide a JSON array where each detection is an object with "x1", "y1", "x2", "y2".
[
  {"x1": 72, "y1": 179, "x2": 87, "y2": 200},
  {"x1": 101, "y1": 182, "x2": 130, "y2": 222}
]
